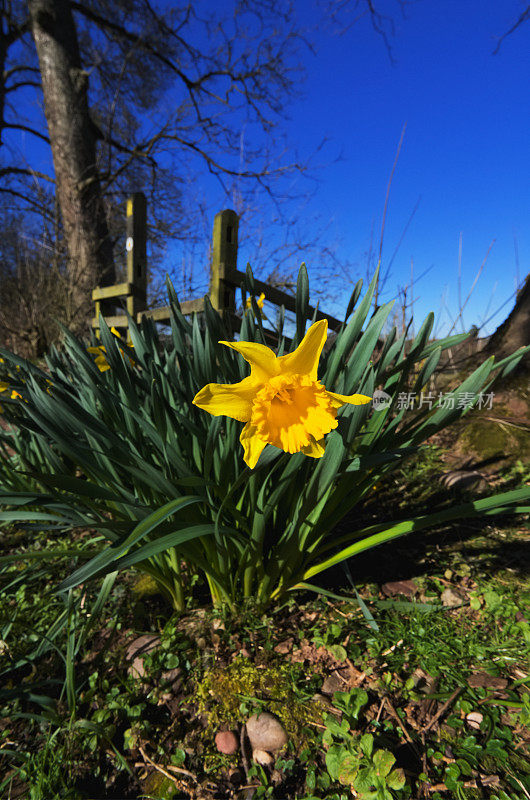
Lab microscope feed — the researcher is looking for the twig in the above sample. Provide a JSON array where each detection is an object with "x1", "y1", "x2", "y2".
[
  {"x1": 421, "y1": 687, "x2": 463, "y2": 733},
  {"x1": 424, "y1": 776, "x2": 500, "y2": 792},
  {"x1": 384, "y1": 698, "x2": 422, "y2": 760},
  {"x1": 139, "y1": 745, "x2": 196, "y2": 781},
  {"x1": 381, "y1": 638, "x2": 403, "y2": 656},
  {"x1": 383, "y1": 697, "x2": 415, "y2": 747}
]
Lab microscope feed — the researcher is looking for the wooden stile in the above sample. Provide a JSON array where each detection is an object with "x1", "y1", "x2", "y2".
[{"x1": 92, "y1": 195, "x2": 344, "y2": 348}]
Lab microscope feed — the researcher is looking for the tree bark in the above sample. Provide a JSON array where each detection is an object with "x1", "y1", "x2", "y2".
[
  {"x1": 484, "y1": 272, "x2": 530, "y2": 372},
  {"x1": 27, "y1": 0, "x2": 115, "y2": 333}
]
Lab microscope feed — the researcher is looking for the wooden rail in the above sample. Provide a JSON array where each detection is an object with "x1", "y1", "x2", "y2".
[{"x1": 92, "y1": 196, "x2": 344, "y2": 348}]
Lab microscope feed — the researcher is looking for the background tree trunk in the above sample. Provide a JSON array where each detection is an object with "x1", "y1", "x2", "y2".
[
  {"x1": 484, "y1": 273, "x2": 530, "y2": 372},
  {"x1": 27, "y1": 0, "x2": 115, "y2": 334}
]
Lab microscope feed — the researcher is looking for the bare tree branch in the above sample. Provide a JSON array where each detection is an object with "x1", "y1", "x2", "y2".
[{"x1": 493, "y1": 4, "x2": 530, "y2": 54}]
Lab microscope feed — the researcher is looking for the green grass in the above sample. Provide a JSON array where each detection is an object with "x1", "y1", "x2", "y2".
[{"x1": 0, "y1": 446, "x2": 529, "y2": 799}]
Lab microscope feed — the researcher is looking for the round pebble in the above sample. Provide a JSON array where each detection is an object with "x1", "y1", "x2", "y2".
[
  {"x1": 215, "y1": 730, "x2": 239, "y2": 754},
  {"x1": 246, "y1": 712, "x2": 287, "y2": 752}
]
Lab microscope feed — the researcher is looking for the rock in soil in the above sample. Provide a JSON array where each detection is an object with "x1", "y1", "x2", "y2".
[
  {"x1": 215, "y1": 730, "x2": 239, "y2": 754},
  {"x1": 126, "y1": 634, "x2": 160, "y2": 679},
  {"x1": 252, "y1": 748, "x2": 274, "y2": 766},
  {"x1": 246, "y1": 712, "x2": 287, "y2": 752}
]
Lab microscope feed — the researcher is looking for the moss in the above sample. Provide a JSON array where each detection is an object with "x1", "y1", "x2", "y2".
[
  {"x1": 140, "y1": 771, "x2": 179, "y2": 798},
  {"x1": 195, "y1": 655, "x2": 318, "y2": 750},
  {"x1": 131, "y1": 572, "x2": 163, "y2": 598},
  {"x1": 457, "y1": 417, "x2": 529, "y2": 462}
]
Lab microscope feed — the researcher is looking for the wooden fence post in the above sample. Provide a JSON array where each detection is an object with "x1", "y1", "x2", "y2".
[
  {"x1": 125, "y1": 192, "x2": 147, "y2": 342},
  {"x1": 93, "y1": 193, "x2": 147, "y2": 341},
  {"x1": 210, "y1": 209, "x2": 238, "y2": 320}
]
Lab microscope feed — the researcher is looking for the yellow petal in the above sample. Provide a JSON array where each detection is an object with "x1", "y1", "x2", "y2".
[
  {"x1": 277, "y1": 319, "x2": 328, "y2": 380},
  {"x1": 219, "y1": 340, "x2": 278, "y2": 382},
  {"x1": 326, "y1": 391, "x2": 372, "y2": 408},
  {"x1": 192, "y1": 375, "x2": 259, "y2": 422},
  {"x1": 240, "y1": 422, "x2": 268, "y2": 469},
  {"x1": 0, "y1": 382, "x2": 9, "y2": 392},
  {"x1": 95, "y1": 355, "x2": 110, "y2": 372},
  {"x1": 300, "y1": 435, "x2": 326, "y2": 458},
  {"x1": 110, "y1": 327, "x2": 123, "y2": 338}
]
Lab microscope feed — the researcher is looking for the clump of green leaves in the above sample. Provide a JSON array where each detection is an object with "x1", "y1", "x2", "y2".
[
  {"x1": 0, "y1": 264, "x2": 529, "y2": 612},
  {"x1": 322, "y1": 690, "x2": 407, "y2": 799}
]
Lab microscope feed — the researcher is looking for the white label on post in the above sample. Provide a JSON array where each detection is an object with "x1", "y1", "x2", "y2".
[{"x1": 126, "y1": 237, "x2": 133, "y2": 252}]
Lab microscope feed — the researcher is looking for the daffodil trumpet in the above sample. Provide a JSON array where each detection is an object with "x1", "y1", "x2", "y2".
[{"x1": 192, "y1": 319, "x2": 372, "y2": 468}]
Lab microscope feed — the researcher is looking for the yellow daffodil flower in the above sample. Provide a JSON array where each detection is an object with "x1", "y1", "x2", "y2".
[
  {"x1": 87, "y1": 327, "x2": 135, "y2": 372},
  {"x1": 192, "y1": 319, "x2": 372, "y2": 469},
  {"x1": 245, "y1": 292, "x2": 266, "y2": 318}
]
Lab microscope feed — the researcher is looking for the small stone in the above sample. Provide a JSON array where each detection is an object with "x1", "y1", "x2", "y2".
[
  {"x1": 467, "y1": 672, "x2": 508, "y2": 691},
  {"x1": 321, "y1": 672, "x2": 347, "y2": 695},
  {"x1": 381, "y1": 580, "x2": 417, "y2": 598},
  {"x1": 466, "y1": 711, "x2": 483, "y2": 730},
  {"x1": 312, "y1": 693, "x2": 342, "y2": 717},
  {"x1": 440, "y1": 588, "x2": 463, "y2": 607},
  {"x1": 215, "y1": 730, "x2": 239, "y2": 754},
  {"x1": 161, "y1": 667, "x2": 182, "y2": 688},
  {"x1": 126, "y1": 634, "x2": 160, "y2": 679},
  {"x1": 274, "y1": 638, "x2": 294, "y2": 654},
  {"x1": 246, "y1": 712, "x2": 287, "y2": 752},
  {"x1": 252, "y1": 748, "x2": 274, "y2": 766}
]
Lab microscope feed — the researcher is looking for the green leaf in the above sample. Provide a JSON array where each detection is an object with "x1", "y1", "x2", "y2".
[
  {"x1": 338, "y1": 752, "x2": 360, "y2": 784},
  {"x1": 325, "y1": 745, "x2": 343, "y2": 780},
  {"x1": 293, "y1": 262, "x2": 310, "y2": 350},
  {"x1": 302, "y1": 486, "x2": 530, "y2": 583},
  {"x1": 386, "y1": 767, "x2": 406, "y2": 790},
  {"x1": 345, "y1": 279, "x2": 364, "y2": 321},
  {"x1": 341, "y1": 300, "x2": 394, "y2": 395},
  {"x1": 360, "y1": 733, "x2": 374, "y2": 757},
  {"x1": 56, "y1": 496, "x2": 205, "y2": 592},
  {"x1": 324, "y1": 265, "x2": 380, "y2": 390},
  {"x1": 373, "y1": 749, "x2": 395, "y2": 778}
]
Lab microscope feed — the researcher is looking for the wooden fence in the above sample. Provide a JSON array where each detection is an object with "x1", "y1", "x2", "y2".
[{"x1": 92, "y1": 193, "x2": 344, "y2": 348}]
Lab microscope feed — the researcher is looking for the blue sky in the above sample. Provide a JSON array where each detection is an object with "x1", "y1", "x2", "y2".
[
  {"x1": 9, "y1": 0, "x2": 530, "y2": 341},
  {"x1": 227, "y1": 0, "x2": 530, "y2": 339}
]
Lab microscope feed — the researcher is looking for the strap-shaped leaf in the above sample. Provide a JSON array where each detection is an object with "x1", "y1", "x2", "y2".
[
  {"x1": 57, "y1": 495, "x2": 205, "y2": 592},
  {"x1": 293, "y1": 262, "x2": 310, "y2": 351},
  {"x1": 245, "y1": 262, "x2": 256, "y2": 294},
  {"x1": 345, "y1": 279, "x2": 364, "y2": 321},
  {"x1": 98, "y1": 523, "x2": 238, "y2": 576},
  {"x1": 342, "y1": 300, "x2": 394, "y2": 395},
  {"x1": 324, "y1": 265, "x2": 382, "y2": 390},
  {"x1": 413, "y1": 346, "x2": 442, "y2": 394},
  {"x1": 301, "y1": 486, "x2": 530, "y2": 583}
]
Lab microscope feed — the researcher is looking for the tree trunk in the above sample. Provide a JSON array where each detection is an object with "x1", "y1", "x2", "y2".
[
  {"x1": 27, "y1": 0, "x2": 115, "y2": 335},
  {"x1": 484, "y1": 273, "x2": 530, "y2": 373}
]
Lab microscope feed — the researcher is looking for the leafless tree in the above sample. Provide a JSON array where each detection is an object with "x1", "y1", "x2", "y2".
[{"x1": 1, "y1": 0, "x2": 412, "y2": 354}]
